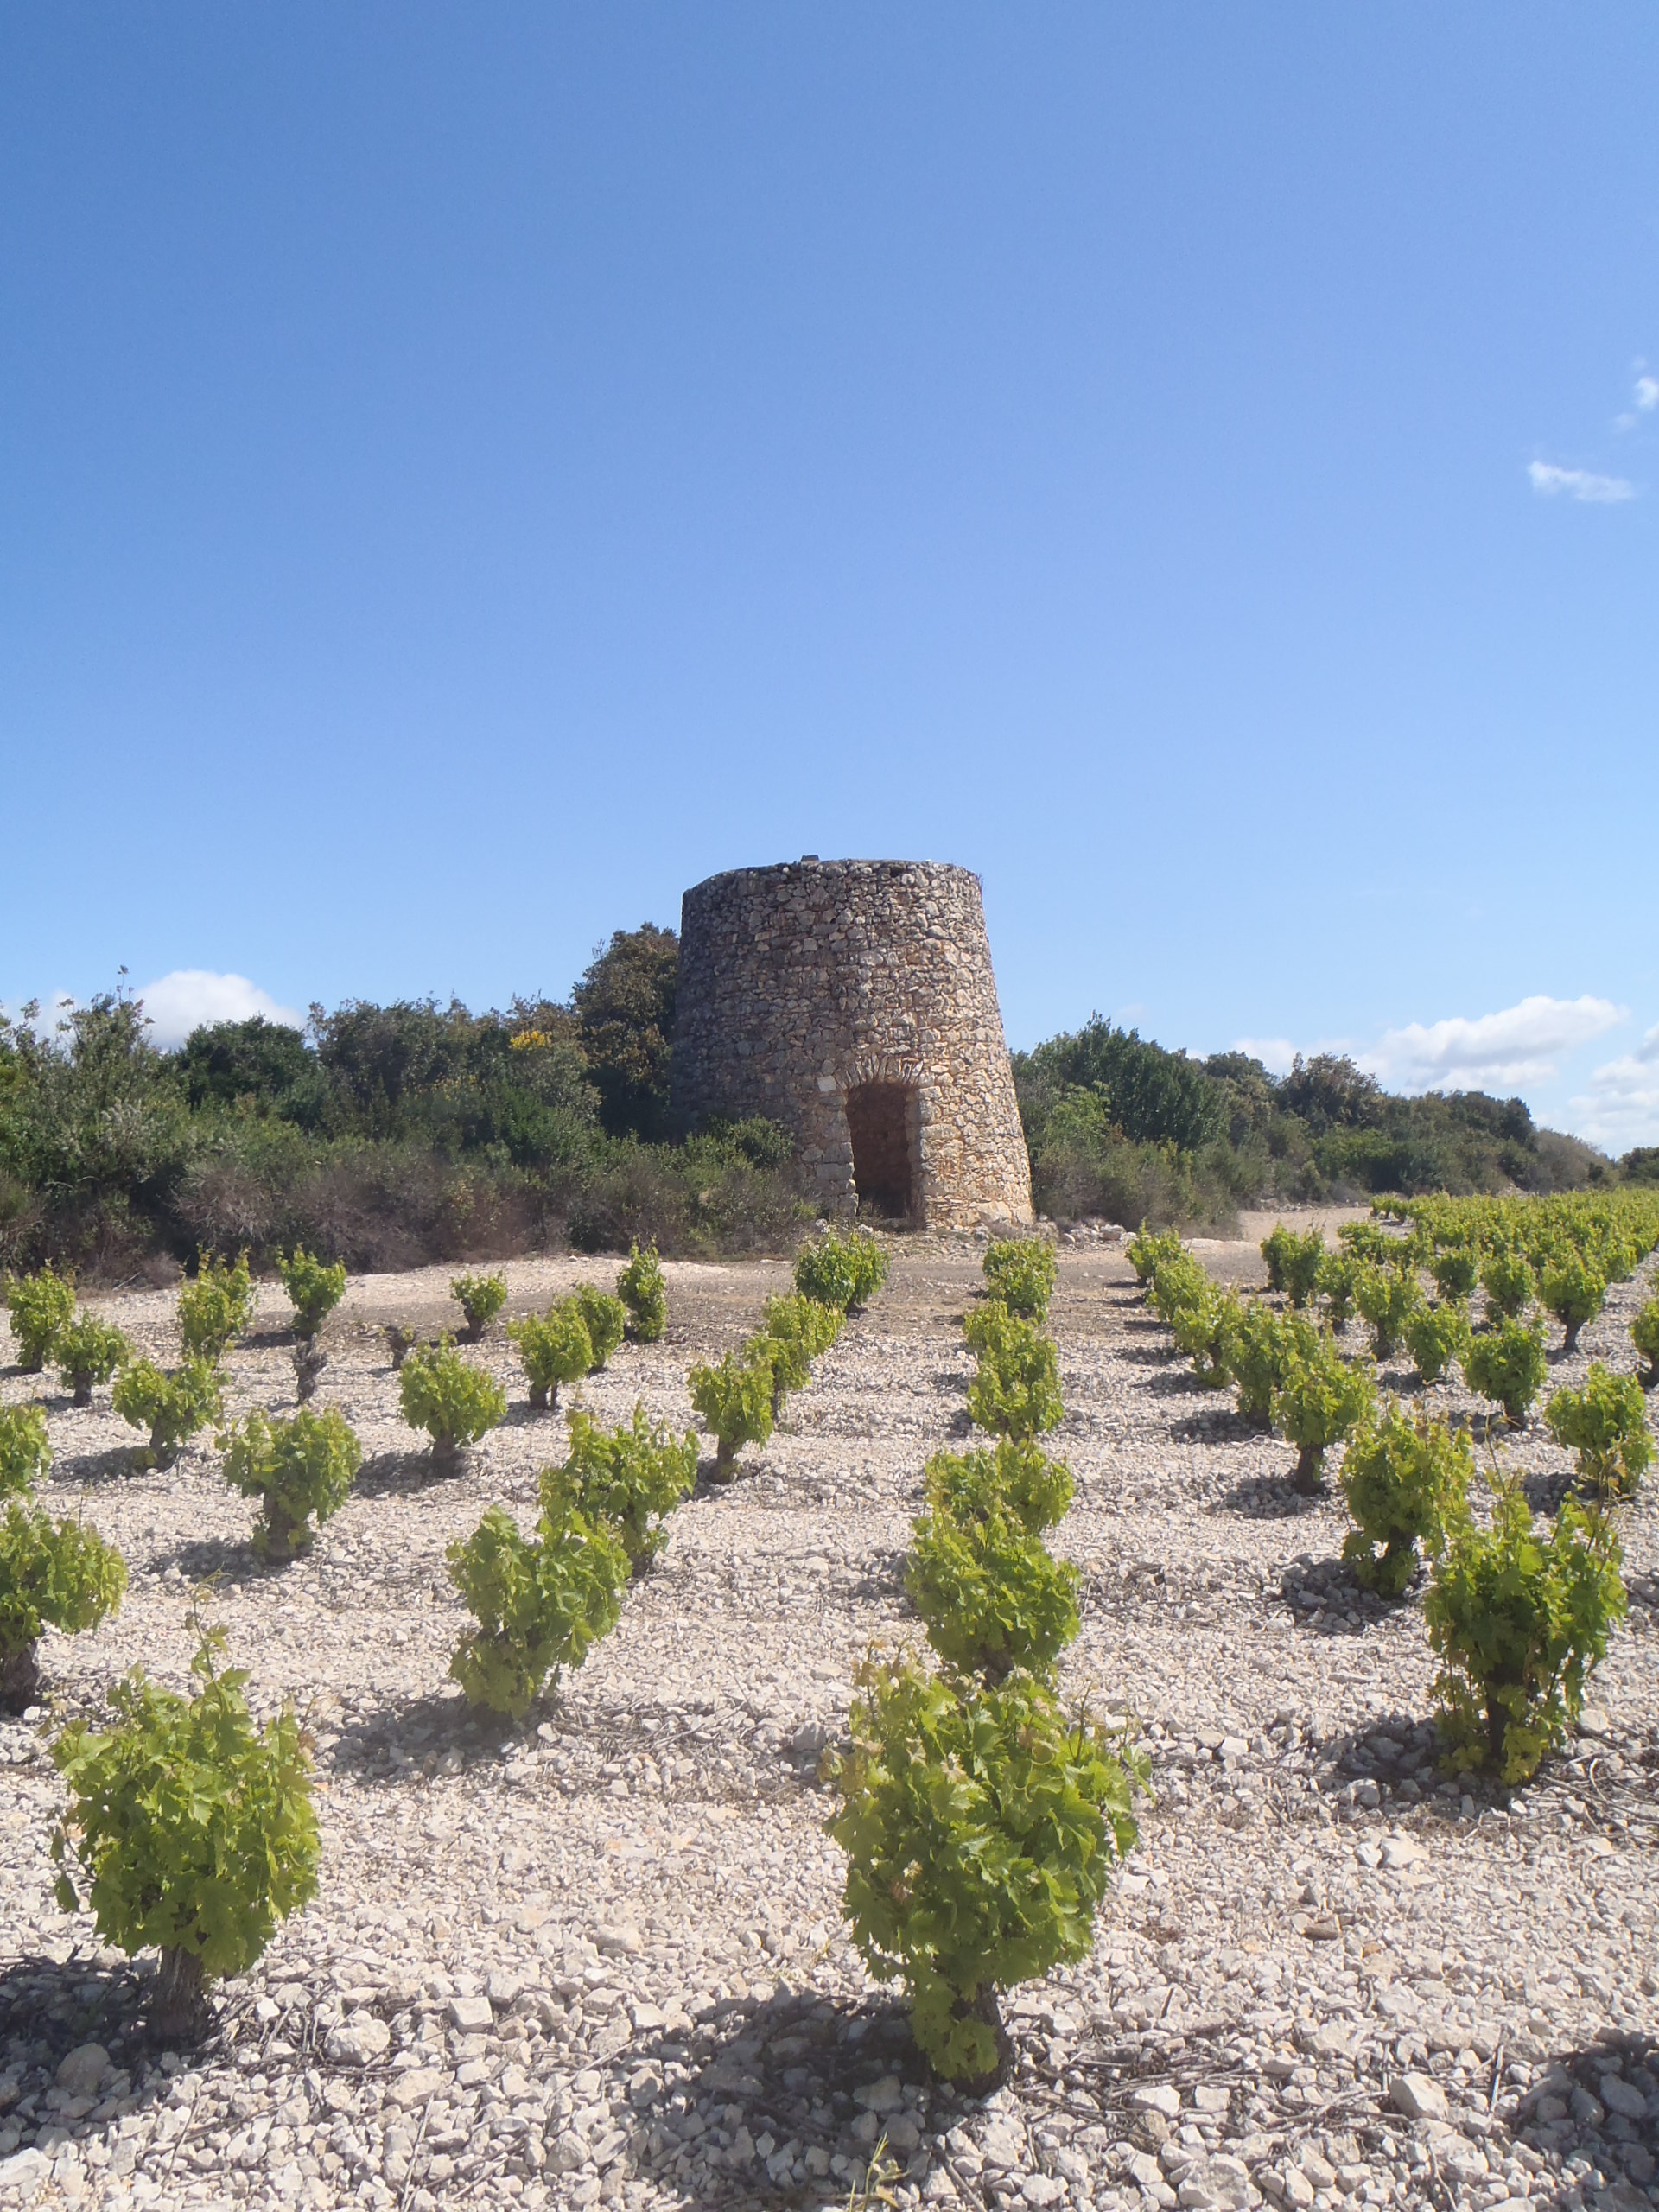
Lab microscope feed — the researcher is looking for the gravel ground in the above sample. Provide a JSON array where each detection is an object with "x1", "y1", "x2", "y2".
[{"x1": 1, "y1": 1230, "x2": 1656, "y2": 2212}]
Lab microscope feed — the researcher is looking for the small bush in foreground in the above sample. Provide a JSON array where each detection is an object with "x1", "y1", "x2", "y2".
[
  {"x1": 1271, "y1": 1335, "x2": 1375, "y2": 1494},
  {"x1": 276, "y1": 1248, "x2": 347, "y2": 1340},
  {"x1": 616, "y1": 1243, "x2": 667, "y2": 1343},
  {"x1": 906, "y1": 1509, "x2": 1079, "y2": 1681},
  {"x1": 688, "y1": 1352, "x2": 774, "y2": 1478},
  {"x1": 506, "y1": 1303, "x2": 593, "y2": 1412},
  {"x1": 1, "y1": 1503, "x2": 126, "y2": 1710},
  {"x1": 572, "y1": 1284, "x2": 627, "y2": 1370},
  {"x1": 1226, "y1": 1303, "x2": 1309, "y2": 1430},
  {"x1": 50, "y1": 1627, "x2": 318, "y2": 2042},
  {"x1": 1170, "y1": 1281, "x2": 1236, "y2": 1389},
  {"x1": 1633, "y1": 1295, "x2": 1659, "y2": 1389},
  {"x1": 450, "y1": 1272, "x2": 507, "y2": 1342},
  {"x1": 753, "y1": 1293, "x2": 843, "y2": 1412},
  {"x1": 1404, "y1": 1301, "x2": 1470, "y2": 1389},
  {"x1": 219, "y1": 1408, "x2": 362, "y2": 1560},
  {"x1": 1546, "y1": 1365, "x2": 1654, "y2": 1501},
  {"x1": 964, "y1": 1312, "x2": 1064, "y2": 1441},
  {"x1": 398, "y1": 1339, "x2": 507, "y2": 1473},
  {"x1": 111, "y1": 1358, "x2": 225, "y2": 1472},
  {"x1": 982, "y1": 1239, "x2": 1056, "y2": 1320},
  {"x1": 1147, "y1": 1251, "x2": 1209, "y2": 1325},
  {"x1": 558, "y1": 1404, "x2": 697, "y2": 1572},
  {"x1": 921, "y1": 1439, "x2": 1073, "y2": 1536},
  {"x1": 1353, "y1": 1262, "x2": 1421, "y2": 1362},
  {"x1": 1268, "y1": 1225, "x2": 1326, "y2": 1310},
  {"x1": 828, "y1": 1654, "x2": 1146, "y2": 2092},
  {"x1": 177, "y1": 1250, "x2": 255, "y2": 1363},
  {"x1": 1465, "y1": 1317, "x2": 1548, "y2": 1427},
  {"x1": 54, "y1": 1312, "x2": 132, "y2": 1407},
  {"x1": 794, "y1": 1227, "x2": 888, "y2": 1313},
  {"x1": 1340, "y1": 1404, "x2": 1472, "y2": 1599},
  {"x1": 3, "y1": 1265, "x2": 75, "y2": 1372},
  {"x1": 1481, "y1": 1247, "x2": 1535, "y2": 1323},
  {"x1": 0, "y1": 1403, "x2": 52, "y2": 1501},
  {"x1": 1126, "y1": 1226, "x2": 1183, "y2": 1287},
  {"x1": 447, "y1": 1493, "x2": 627, "y2": 1719},
  {"x1": 1425, "y1": 1490, "x2": 1625, "y2": 1783},
  {"x1": 1538, "y1": 1253, "x2": 1605, "y2": 1355}
]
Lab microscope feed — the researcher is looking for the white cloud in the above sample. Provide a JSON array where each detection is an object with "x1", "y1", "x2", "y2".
[
  {"x1": 132, "y1": 971, "x2": 305, "y2": 1049},
  {"x1": 1232, "y1": 1036, "x2": 1298, "y2": 1076},
  {"x1": 1568, "y1": 1022, "x2": 1659, "y2": 1152},
  {"x1": 1364, "y1": 995, "x2": 1626, "y2": 1095},
  {"x1": 1637, "y1": 376, "x2": 1659, "y2": 413},
  {"x1": 1528, "y1": 461, "x2": 1636, "y2": 503}
]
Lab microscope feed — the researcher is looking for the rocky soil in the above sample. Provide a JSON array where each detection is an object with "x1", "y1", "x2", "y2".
[{"x1": 1, "y1": 1227, "x2": 1656, "y2": 2212}]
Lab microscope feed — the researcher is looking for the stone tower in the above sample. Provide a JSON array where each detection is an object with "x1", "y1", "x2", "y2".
[{"x1": 670, "y1": 858, "x2": 1033, "y2": 1229}]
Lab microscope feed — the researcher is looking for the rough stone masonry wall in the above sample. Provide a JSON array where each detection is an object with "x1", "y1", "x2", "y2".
[{"x1": 670, "y1": 859, "x2": 1033, "y2": 1228}]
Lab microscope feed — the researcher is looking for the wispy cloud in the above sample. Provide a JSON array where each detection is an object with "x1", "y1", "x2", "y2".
[
  {"x1": 1568, "y1": 1022, "x2": 1659, "y2": 1151},
  {"x1": 1637, "y1": 376, "x2": 1659, "y2": 413},
  {"x1": 132, "y1": 971, "x2": 305, "y2": 1049},
  {"x1": 1232, "y1": 1036, "x2": 1299, "y2": 1076},
  {"x1": 1528, "y1": 461, "x2": 1635, "y2": 504},
  {"x1": 1364, "y1": 995, "x2": 1626, "y2": 1095}
]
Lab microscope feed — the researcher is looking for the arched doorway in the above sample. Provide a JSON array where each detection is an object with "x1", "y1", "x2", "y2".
[{"x1": 845, "y1": 1081, "x2": 918, "y2": 1220}]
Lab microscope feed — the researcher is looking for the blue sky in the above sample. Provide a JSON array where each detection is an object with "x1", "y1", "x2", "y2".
[{"x1": 3, "y1": 7, "x2": 1656, "y2": 1148}]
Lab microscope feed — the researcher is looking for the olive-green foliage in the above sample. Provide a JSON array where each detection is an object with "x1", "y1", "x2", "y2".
[
  {"x1": 505, "y1": 1302, "x2": 594, "y2": 1412},
  {"x1": 1317, "y1": 1251, "x2": 1358, "y2": 1332},
  {"x1": 963, "y1": 1309, "x2": 1064, "y2": 1441},
  {"x1": 447, "y1": 1492, "x2": 627, "y2": 1719},
  {"x1": 3, "y1": 1264, "x2": 75, "y2": 1372},
  {"x1": 906, "y1": 1509, "x2": 1079, "y2": 1681},
  {"x1": 219, "y1": 1408, "x2": 363, "y2": 1560},
  {"x1": 54, "y1": 1312, "x2": 132, "y2": 1407},
  {"x1": 982, "y1": 1238, "x2": 1056, "y2": 1321},
  {"x1": 1271, "y1": 1334, "x2": 1376, "y2": 1493},
  {"x1": 1481, "y1": 1247, "x2": 1535, "y2": 1322},
  {"x1": 0, "y1": 1403, "x2": 51, "y2": 1501},
  {"x1": 1427, "y1": 1245, "x2": 1480, "y2": 1302},
  {"x1": 921, "y1": 1439, "x2": 1073, "y2": 1536},
  {"x1": 450, "y1": 1272, "x2": 507, "y2": 1341},
  {"x1": 1546, "y1": 1365, "x2": 1654, "y2": 1501},
  {"x1": 1170, "y1": 1281, "x2": 1236, "y2": 1389},
  {"x1": 1336, "y1": 1221, "x2": 1399, "y2": 1265},
  {"x1": 1633, "y1": 1295, "x2": 1659, "y2": 1389},
  {"x1": 760, "y1": 1292, "x2": 843, "y2": 1366},
  {"x1": 1225, "y1": 1302, "x2": 1310, "y2": 1428},
  {"x1": 1353, "y1": 1261, "x2": 1422, "y2": 1361},
  {"x1": 1464, "y1": 1317, "x2": 1548, "y2": 1427},
  {"x1": 828, "y1": 1655, "x2": 1147, "y2": 2088},
  {"x1": 1339, "y1": 1404, "x2": 1472, "y2": 1598},
  {"x1": 1538, "y1": 1253, "x2": 1605, "y2": 1354},
  {"x1": 397, "y1": 1339, "x2": 507, "y2": 1467},
  {"x1": 616, "y1": 1243, "x2": 667, "y2": 1343},
  {"x1": 688, "y1": 1351, "x2": 775, "y2": 1475},
  {"x1": 1424, "y1": 1489, "x2": 1626, "y2": 1783},
  {"x1": 793, "y1": 1227, "x2": 888, "y2": 1313},
  {"x1": 177, "y1": 1250, "x2": 255, "y2": 1362},
  {"x1": 1266, "y1": 1225, "x2": 1326, "y2": 1309},
  {"x1": 1147, "y1": 1251, "x2": 1209, "y2": 1325},
  {"x1": 558, "y1": 1404, "x2": 698, "y2": 1570},
  {"x1": 1126, "y1": 1226, "x2": 1183, "y2": 1286},
  {"x1": 1403, "y1": 1301, "x2": 1470, "y2": 1388},
  {"x1": 111, "y1": 1357, "x2": 225, "y2": 1472},
  {"x1": 1259, "y1": 1224, "x2": 1294, "y2": 1293},
  {"x1": 572, "y1": 1283, "x2": 627, "y2": 1370},
  {"x1": 276, "y1": 1248, "x2": 347, "y2": 1339},
  {"x1": 50, "y1": 1629, "x2": 318, "y2": 2036},
  {"x1": 0, "y1": 1503, "x2": 126, "y2": 1707}
]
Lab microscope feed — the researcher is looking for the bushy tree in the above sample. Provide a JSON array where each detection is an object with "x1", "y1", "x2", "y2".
[
  {"x1": 50, "y1": 1627, "x2": 318, "y2": 2040},
  {"x1": 921, "y1": 1438, "x2": 1073, "y2": 1535},
  {"x1": 1465, "y1": 1316, "x2": 1548, "y2": 1427},
  {"x1": 447, "y1": 1491, "x2": 628, "y2": 1719},
  {"x1": 688, "y1": 1352, "x2": 774, "y2": 1478},
  {"x1": 828, "y1": 1655, "x2": 1146, "y2": 2092},
  {"x1": 276, "y1": 1247, "x2": 347, "y2": 1339},
  {"x1": 506, "y1": 1302, "x2": 594, "y2": 1412},
  {"x1": 1425, "y1": 1490, "x2": 1625, "y2": 1783},
  {"x1": 1481, "y1": 1246, "x2": 1535, "y2": 1322},
  {"x1": 54, "y1": 1312, "x2": 132, "y2": 1407},
  {"x1": 906, "y1": 1508, "x2": 1079, "y2": 1681},
  {"x1": 1539, "y1": 1252, "x2": 1605, "y2": 1354},
  {"x1": 111, "y1": 1358, "x2": 225, "y2": 1472},
  {"x1": 219, "y1": 1408, "x2": 362, "y2": 1559},
  {"x1": 1340, "y1": 1404, "x2": 1472, "y2": 1598},
  {"x1": 398, "y1": 1339, "x2": 507, "y2": 1472},
  {"x1": 3, "y1": 1264, "x2": 75, "y2": 1372},
  {"x1": 794, "y1": 1227, "x2": 888, "y2": 1313},
  {"x1": 1404, "y1": 1300, "x2": 1470, "y2": 1388},
  {"x1": 572, "y1": 1283, "x2": 627, "y2": 1370},
  {"x1": 982, "y1": 1238, "x2": 1056, "y2": 1320},
  {"x1": 177, "y1": 1250, "x2": 255, "y2": 1362},
  {"x1": 964, "y1": 1309, "x2": 1064, "y2": 1440},
  {"x1": 450, "y1": 1272, "x2": 507, "y2": 1342},
  {"x1": 571, "y1": 923, "x2": 679, "y2": 1140},
  {"x1": 1546, "y1": 1365, "x2": 1654, "y2": 1501},
  {"x1": 558, "y1": 1404, "x2": 697, "y2": 1572},
  {"x1": 1272, "y1": 1335, "x2": 1375, "y2": 1493},
  {"x1": 0, "y1": 1403, "x2": 52, "y2": 1500},
  {"x1": 1633, "y1": 1294, "x2": 1659, "y2": 1389},
  {"x1": 616, "y1": 1242, "x2": 667, "y2": 1343},
  {"x1": 1353, "y1": 1262, "x2": 1421, "y2": 1361},
  {"x1": 1, "y1": 1503, "x2": 126, "y2": 1709}
]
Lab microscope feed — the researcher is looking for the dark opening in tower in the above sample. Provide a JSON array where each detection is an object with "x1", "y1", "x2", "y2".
[{"x1": 846, "y1": 1081, "x2": 917, "y2": 1220}]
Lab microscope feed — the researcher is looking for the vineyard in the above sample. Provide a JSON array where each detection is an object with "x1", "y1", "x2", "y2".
[{"x1": 0, "y1": 1192, "x2": 1656, "y2": 2212}]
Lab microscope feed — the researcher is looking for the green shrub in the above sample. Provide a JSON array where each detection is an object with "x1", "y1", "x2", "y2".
[
  {"x1": 1126, "y1": 1225, "x2": 1183, "y2": 1287},
  {"x1": 219, "y1": 1408, "x2": 362, "y2": 1560},
  {"x1": 1425, "y1": 1489, "x2": 1626, "y2": 1783},
  {"x1": 747, "y1": 1293, "x2": 845, "y2": 1417},
  {"x1": 964, "y1": 1310, "x2": 1064, "y2": 1440},
  {"x1": 1339, "y1": 1404, "x2": 1472, "y2": 1598},
  {"x1": 558, "y1": 1403, "x2": 698, "y2": 1571},
  {"x1": 1633, "y1": 1294, "x2": 1659, "y2": 1389},
  {"x1": 1317, "y1": 1251, "x2": 1358, "y2": 1332},
  {"x1": 397, "y1": 1339, "x2": 507, "y2": 1472},
  {"x1": 276, "y1": 1247, "x2": 347, "y2": 1340},
  {"x1": 794, "y1": 1227, "x2": 889, "y2": 1313},
  {"x1": 906, "y1": 1508, "x2": 1079, "y2": 1681},
  {"x1": 1546, "y1": 1365, "x2": 1654, "y2": 1501},
  {"x1": 111, "y1": 1357, "x2": 225, "y2": 1472},
  {"x1": 1403, "y1": 1300, "x2": 1470, "y2": 1388},
  {"x1": 1427, "y1": 1245, "x2": 1480, "y2": 1302},
  {"x1": 506, "y1": 1301, "x2": 594, "y2": 1412},
  {"x1": 982, "y1": 1239, "x2": 1056, "y2": 1321},
  {"x1": 1481, "y1": 1246, "x2": 1535, "y2": 1322},
  {"x1": 688, "y1": 1351, "x2": 775, "y2": 1477},
  {"x1": 447, "y1": 1492, "x2": 627, "y2": 1719},
  {"x1": 616, "y1": 1242, "x2": 667, "y2": 1343},
  {"x1": 1259, "y1": 1224, "x2": 1295, "y2": 1293},
  {"x1": 1170, "y1": 1281, "x2": 1236, "y2": 1389},
  {"x1": 177, "y1": 1250, "x2": 255, "y2": 1363},
  {"x1": 572, "y1": 1283, "x2": 627, "y2": 1370},
  {"x1": 1225, "y1": 1302, "x2": 1309, "y2": 1429},
  {"x1": 1336, "y1": 1221, "x2": 1398, "y2": 1265},
  {"x1": 1271, "y1": 1334, "x2": 1375, "y2": 1494},
  {"x1": 921, "y1": 1438, "x2": 1073, "y2": 1536},
  {"x1": 0, "y1": 1403, "x2": 51, "y2": 1501},
  {"x1": 54, "y1": 1312, "x2": 132, "y2": 1407},
  {"x1": 1353, "y1": 1262, "x2": 1422, "y2": 1361},
  {"x1": 1275, "y1": 1226, "x2": 1327, "y2": 1309},
  {"x1": 1465, "y1": 1316, "x2": 1548, "y2": 1427},
  {"x1": 450, "y1": 1271, "x2": 507, "y2": 1342},
  {"x1": 50, "y1": 1627, "x2": 318, "y2": 2041},
  {"x1": 1148, "y1": 1251, "x2": 1209, "y2": 1325},
  {"x1": 828, "y1": 1655, "x2": 1146, "y2": 2091},
  {"x1": 0, "y1": 1502, "x2": 126, "y2": 1710},
  {"x1": 3, "y1": 1265, "x2": 75, "y2": 1373},
  {"x1": 1538, "y1": 1253, "x2": 1605, "y2": 1355}
]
